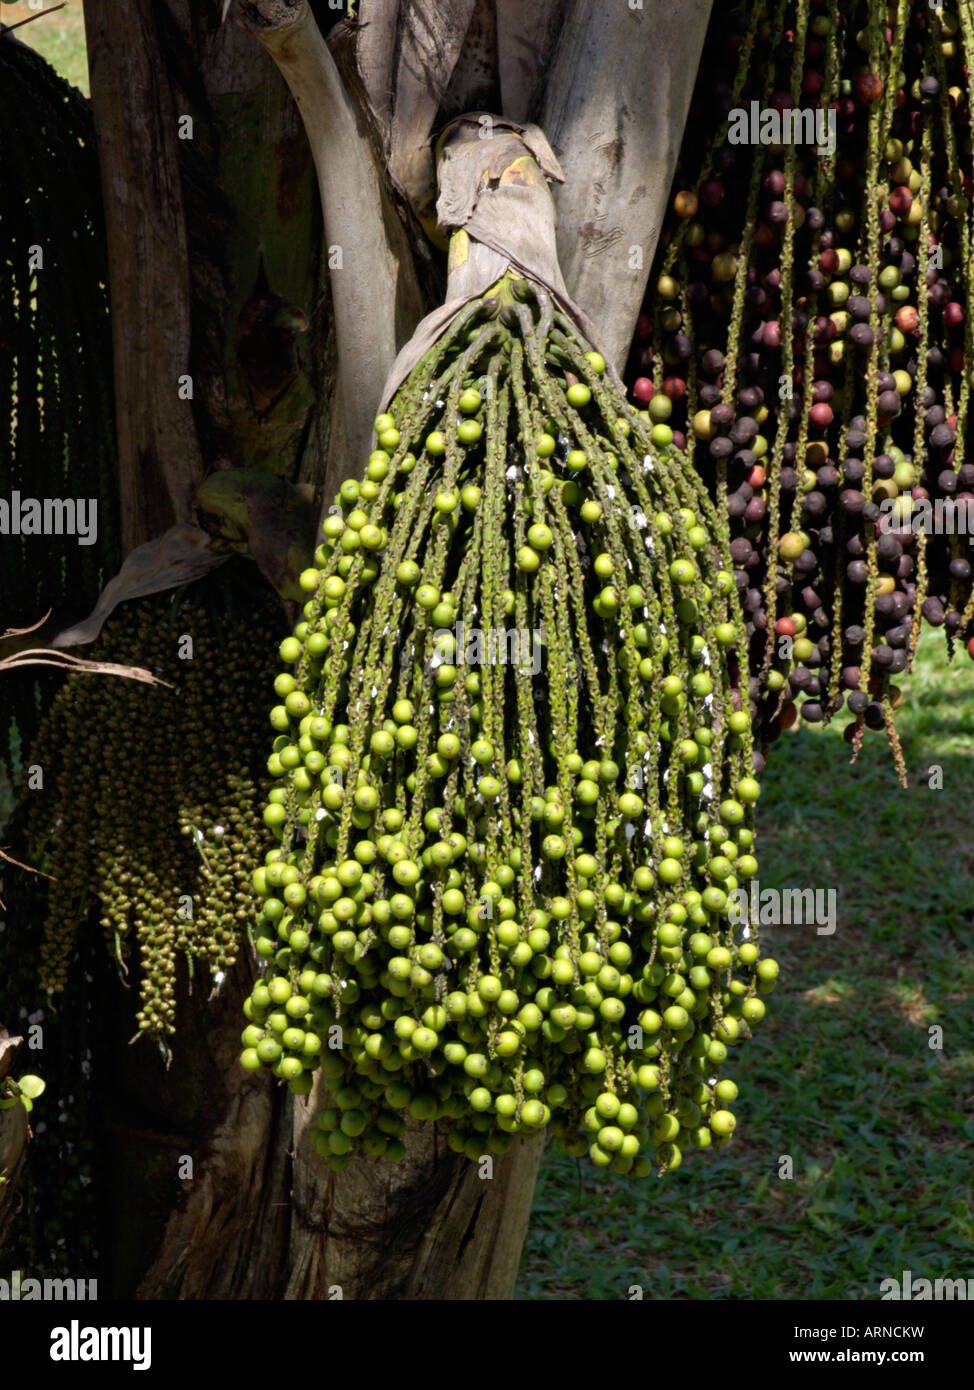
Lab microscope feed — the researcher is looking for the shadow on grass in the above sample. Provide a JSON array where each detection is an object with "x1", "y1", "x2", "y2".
[{"x1": 518, "y1": 686, "x2": 974, "y2": 1300}]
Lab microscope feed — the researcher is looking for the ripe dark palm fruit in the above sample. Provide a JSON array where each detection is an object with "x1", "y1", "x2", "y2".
[
  {"x1": 21, "y1": 571, "x2": 282, "y2": 1051},
  {"x1": 627, "y1": 0, "x2": 974, "y2": 782},
  {"x1": 243, "y1": 277, "x2": 777, "y2": 1176}
]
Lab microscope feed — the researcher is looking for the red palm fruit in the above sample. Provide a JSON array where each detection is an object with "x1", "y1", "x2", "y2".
[
  {"x1": 778, "y1": 702, "x2": 798, "y2": 730},
  {"x1": 856, "y1": 72, "x2": 883, "y2": 104}
]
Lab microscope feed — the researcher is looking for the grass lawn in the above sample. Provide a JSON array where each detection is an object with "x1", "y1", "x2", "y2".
[
  {"x1": 518, "y1": 627, "x2": 974, "y2": 1299},
  {"x1": 2, "y1": 1, "x2": 89, "y2": 95}
]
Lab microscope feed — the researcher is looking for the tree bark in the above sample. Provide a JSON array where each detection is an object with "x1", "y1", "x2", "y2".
[
  {"x1": 242, "y1": 0, "x2": 425, "y2": 494},
  {"x1": 84, "y1": 0, "x2": 328, "y2": 549},
  {"x1": 84, "y1": 0, "x2": 206, "y2": 551},
  {"x1": 541, "y1": 0, "x2": 713, "y2": 372}
]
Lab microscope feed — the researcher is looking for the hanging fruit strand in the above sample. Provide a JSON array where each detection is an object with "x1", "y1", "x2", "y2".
[
  {"x1": 242, "y1": 270, "x2": 771, "y2": 1176},
  {"x1": 626, "y1": 0, "x2": 974, "y2": 769}
]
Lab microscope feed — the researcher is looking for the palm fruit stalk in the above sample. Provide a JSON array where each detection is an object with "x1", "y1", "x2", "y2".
[{"x1": 242, "y1": 126, "x2": 779, "y2": 1177}]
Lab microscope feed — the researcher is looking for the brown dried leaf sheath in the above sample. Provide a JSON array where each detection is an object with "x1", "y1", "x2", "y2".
[
  {"x1": 48, "y1": 524, "x2": 228, "y2": 650},
  {"x1": 377, "y1": 118, "x2": 610, "y2": 409}
]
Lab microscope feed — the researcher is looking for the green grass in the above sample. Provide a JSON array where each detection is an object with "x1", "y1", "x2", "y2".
[
  {"x1": 517, "y1": 628, "x2": 974, "y2": 1299},
  {"x1": 3, "y1": 1, "x2": 89, "y2": 95}
]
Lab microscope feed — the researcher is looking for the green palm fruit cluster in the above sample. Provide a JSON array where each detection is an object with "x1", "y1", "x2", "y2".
[
  {"x1": 19, "y1": 571, "x2": 282, "y2": 1048},
  {"x1": 242, "y1": 279, "x2": 778, "y2": 1176}
]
